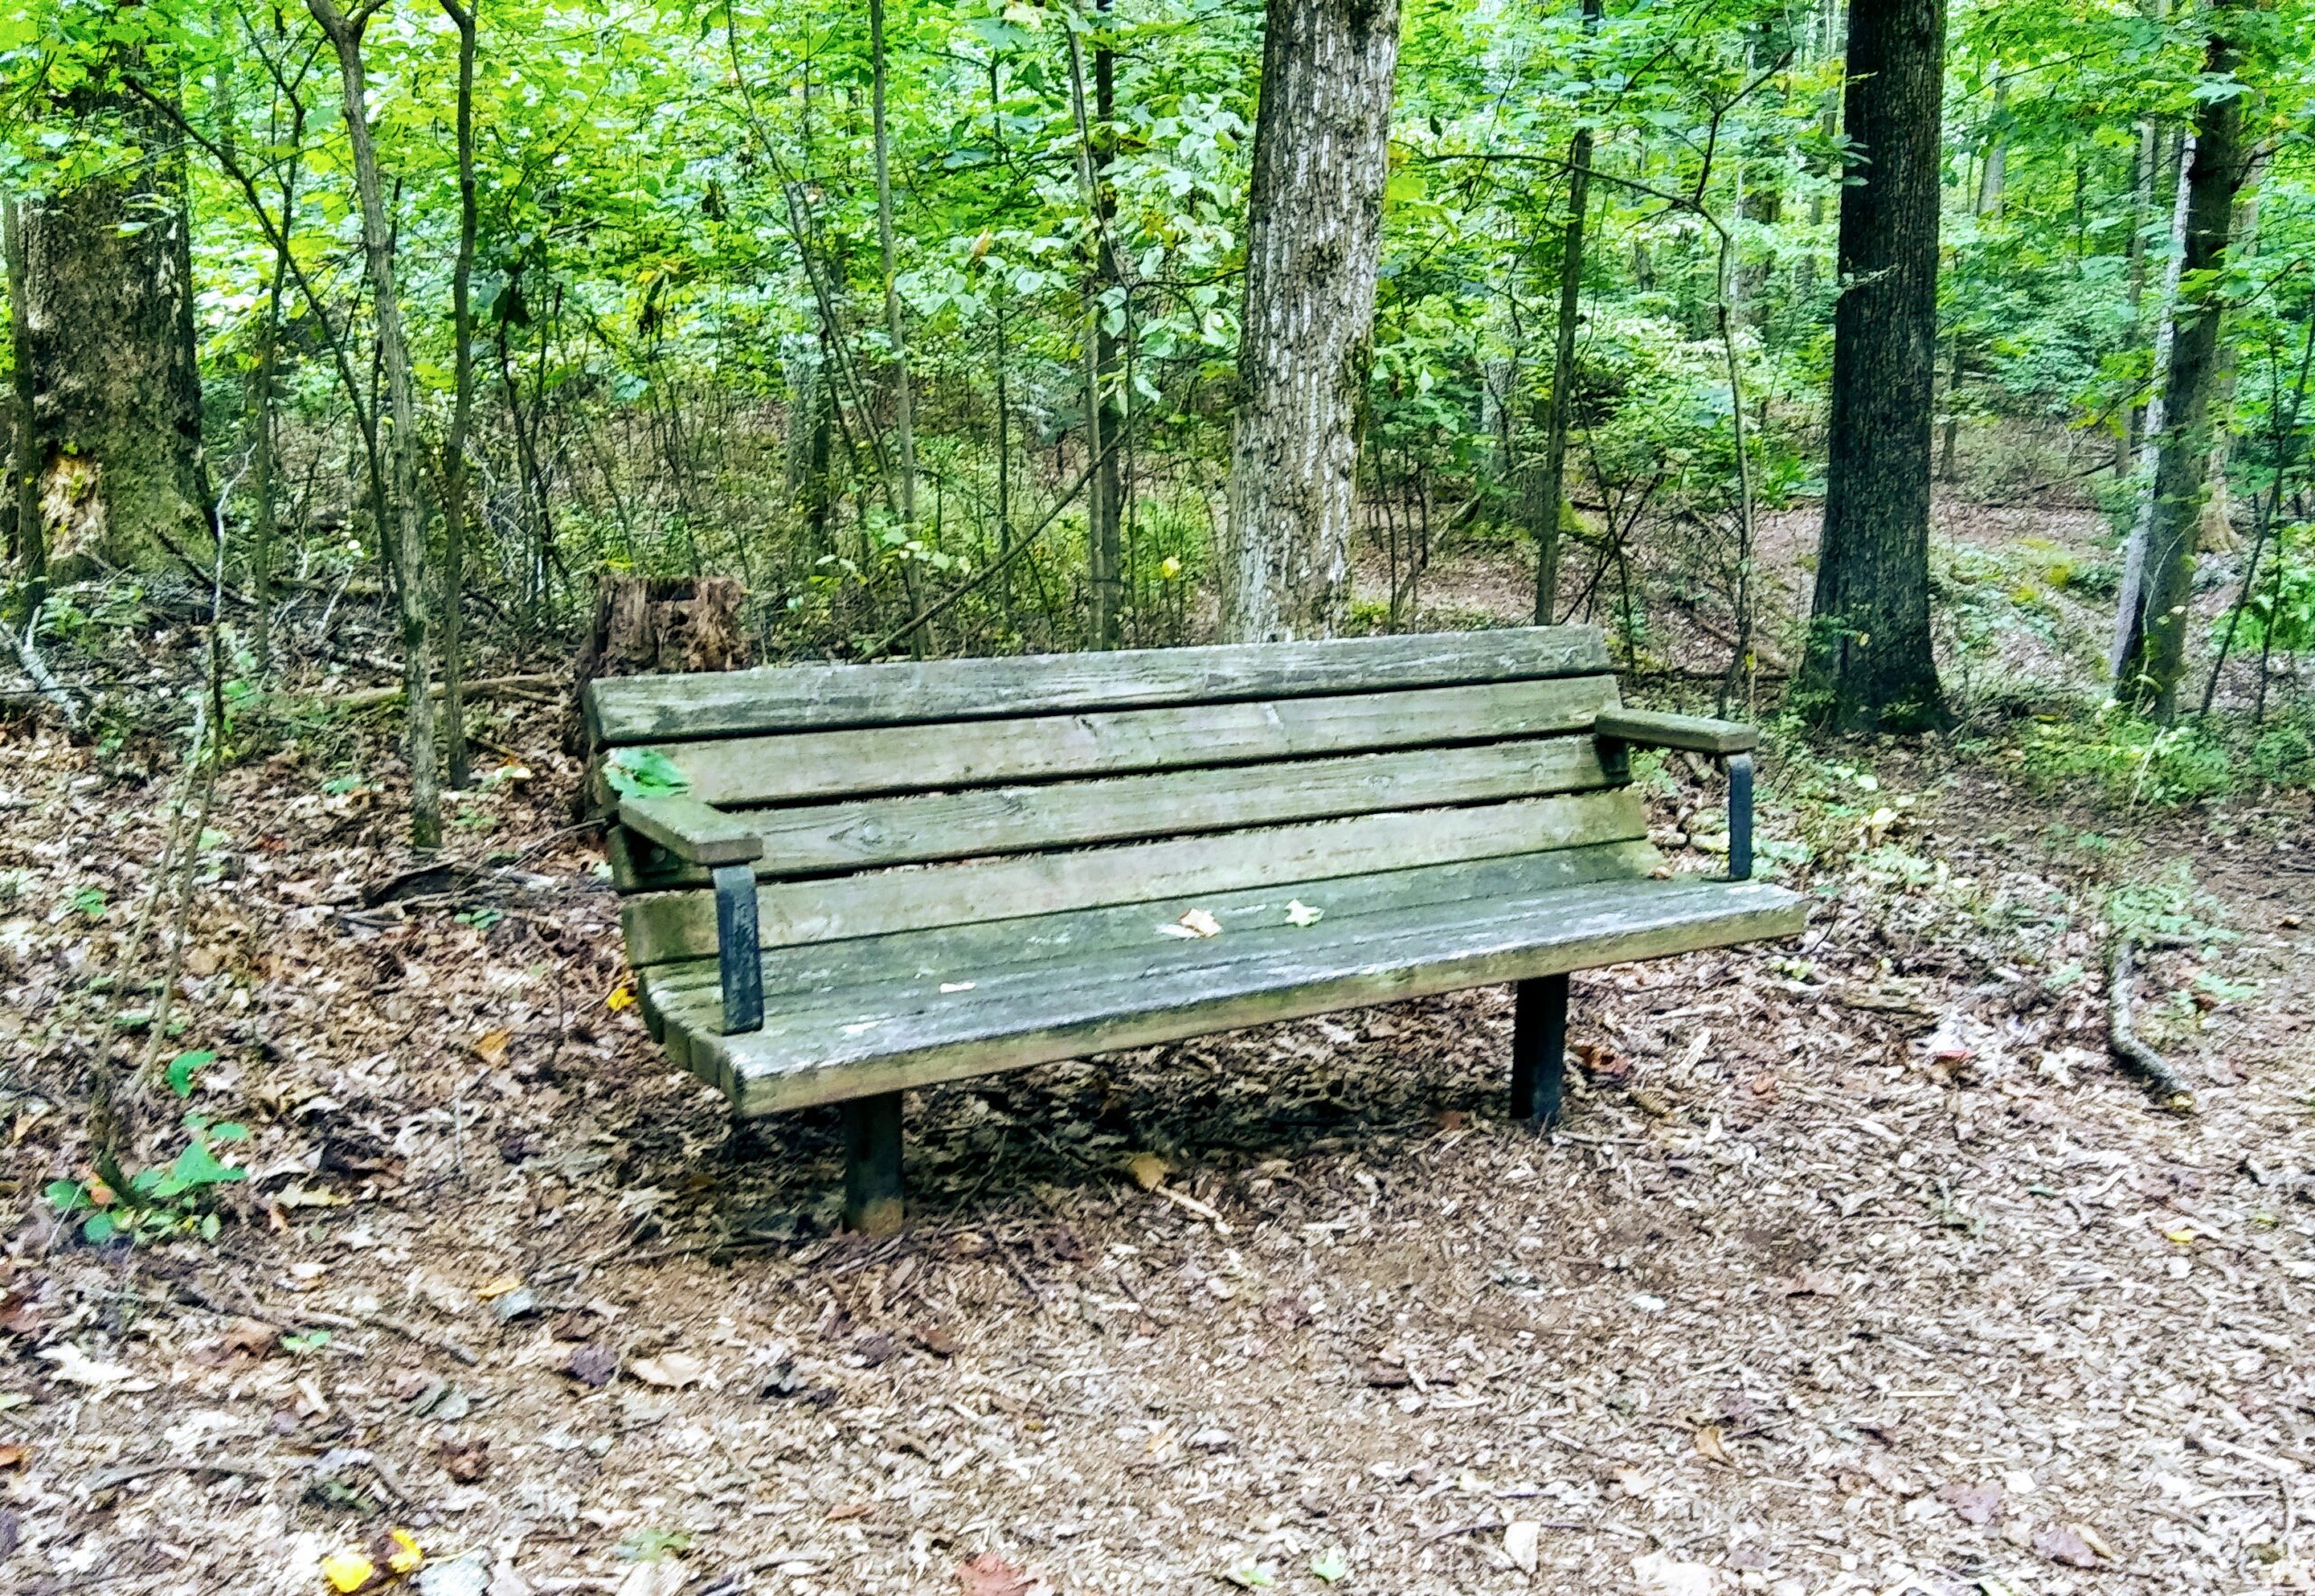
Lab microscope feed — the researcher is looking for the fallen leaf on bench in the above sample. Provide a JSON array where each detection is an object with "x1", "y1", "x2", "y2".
[
  {"x1": 1286, "y1": 899, "x2": 1323, "y2": 927},
  {"x1": 628, "y1": 1350, "x2": 706, "y2": 1388},
  {"x1": 1169, "y1": 908, "x2": 1223, "y2": 939},
  {"x1": 1124, "y1": 1152, "x2": 1170, "y2": 1191}
]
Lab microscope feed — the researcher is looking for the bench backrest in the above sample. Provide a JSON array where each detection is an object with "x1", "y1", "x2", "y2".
[{"x1": 588, "y1": 627, "x2": 1650, "y2": 968}]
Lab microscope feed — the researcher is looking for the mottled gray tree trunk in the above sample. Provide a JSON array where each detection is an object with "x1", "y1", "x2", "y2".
[
  {"x1": 312, "y1": 0, "x2": 440, "y2": 849},
  {"x1": 2112, "y1": 12, "x2": 2247, "y2": 721},
  {"x1": 18, "y1": 80, "x2": 206, "y2": 574},
  {"x1": 1222, "y1": 0, "x2": 1401, "y2": 643}
]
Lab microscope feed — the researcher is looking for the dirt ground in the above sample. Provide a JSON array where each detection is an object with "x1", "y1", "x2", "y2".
[{"x1": 0, "y1": 501, "x2": 2310, "y2": 1596}]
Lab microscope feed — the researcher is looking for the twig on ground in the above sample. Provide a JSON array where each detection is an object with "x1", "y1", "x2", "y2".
[{"x1": 2108, "y1": 939, "x2": 2196, "y2": 1110}]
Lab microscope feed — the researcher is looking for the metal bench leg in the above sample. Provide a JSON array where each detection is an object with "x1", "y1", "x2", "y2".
[
  {"x1": 843, "y1": 1092, "x2": 905, "y2": 1234},
  {"x1": 1510, "y1": 973, "x2": 1570, "y2": 1126}
]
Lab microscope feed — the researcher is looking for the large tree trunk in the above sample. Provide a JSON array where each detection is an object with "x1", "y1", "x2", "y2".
[
  {"x1": 1222, "y1": 0, "x2": 1402, "y2": 643},
  {"x1": 2112, "y1": 13, "x2": 2246, "y2": 721},
  {"x1": 17, "y1": 81, "x2": 206, "y2": 574},
  {"x1": 311, "y1": 0, "x2": 440, "y2": 848},
  {"x1": 1800, "y1": 0, "x2": 1949, "y2": 732}
]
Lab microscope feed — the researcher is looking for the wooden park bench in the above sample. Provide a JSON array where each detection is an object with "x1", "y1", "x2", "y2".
[{"x1": 585, "y1": 627, "x2": 1806, "y2": 1232}]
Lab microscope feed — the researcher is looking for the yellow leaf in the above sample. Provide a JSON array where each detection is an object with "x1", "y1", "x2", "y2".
[
  {"x1": 1124, "y1": 1152, "x2": 1170, "y2": 1192},
  {"x1": 474, "y1": 1273, "x2": 524, "y2": 1300},
  {"x1": 386, "y1": 1528, "x2": 424, "y2": 1574},
  {"x1": 606, "y1": 980, "x2": 638, "y2": 1012},
  {"x1": 471, "y1": 1028, "x2": 514, "y2": 1064},
  {"x1": 2162, "y1": 1226, "x2": 2196, "y2": 1245},
  {"x1": 322, "y1": 1550, "x2": 375, "y2": 1592}
]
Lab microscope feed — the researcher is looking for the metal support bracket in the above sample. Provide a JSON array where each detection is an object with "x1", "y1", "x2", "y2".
[
  {"x1": 712, "y1": 862, "x2": 763, "y2": 1034},
  {"x1": 1724, "y1": 751, "x2": 1753, "y2": 883}
]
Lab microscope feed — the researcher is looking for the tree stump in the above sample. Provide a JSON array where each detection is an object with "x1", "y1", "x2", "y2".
[{"x1": 569, "y1": 573, "x2": 749, "y2": 752}]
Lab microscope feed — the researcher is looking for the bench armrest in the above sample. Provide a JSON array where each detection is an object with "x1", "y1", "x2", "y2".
[
  {"x1": 1594, "y1": 710, "x2": 1758, "y2": 882},
  {"x1": 617, "y1": 795, "x2": 766, "y2": 866},
  {"x1": 617, "y1": 797, "x2": 764, "y2": 1034},
  {"x1": 1593, "y1": 708, "x2": 1758, "y2": 755}
]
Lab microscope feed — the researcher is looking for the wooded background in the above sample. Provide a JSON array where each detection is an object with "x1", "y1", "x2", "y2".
[{"x1": 3, "y1": 0, "x2": 2311, "y2": 842}]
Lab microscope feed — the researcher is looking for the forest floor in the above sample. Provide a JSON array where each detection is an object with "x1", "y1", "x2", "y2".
[{"x1": 0, "y1": 497, "x2": 2311, "y2": 1596}]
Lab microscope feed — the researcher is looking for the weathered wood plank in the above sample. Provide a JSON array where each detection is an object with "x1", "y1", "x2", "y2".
[
  {"x1": 618, "y1": 795, "x2": 765, "y2": 866},
  {"x1": 642, "y1": 839, "x2": 1669, "y2": 1005},
  {"x1": 649, "y1": 876, "x2": 1807, "y2": 1114},
  {"x1": 1594, "y1": 708, "x2": 1759, "y2": 755},
  {"x1": 610, "y1": 736, "x2": 1618, "y2": 888},
  {"x1": 620, "y1": 789, "x2": 1649, "y2": 966},
  {"x1": 588, "y1": 626, "x2": 1611, "y2": 744},
  {"x1": 607, "y1": 674, "x2": 1620, "y2": 810}
]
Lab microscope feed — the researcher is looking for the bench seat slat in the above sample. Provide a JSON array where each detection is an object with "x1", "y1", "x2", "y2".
[
  {"x1": 640, "y1": 839, "x2": 1668, "y2": 1009},
  {"x1": 587, "y1": 627, "x2": 1611, "y2": 744},
  {"x1": 650, "y1": 874, "x2": 1807, "y2": 1114},
  {"x1": 613, "y1": 736, "x2": 1620, "y2": 887},
  {"x1": 620, "y1": 788, "x2": 1650, "y2": 965},
  {"x1": 609, "y1": 674, "x2": 1620, "y2": 808}
]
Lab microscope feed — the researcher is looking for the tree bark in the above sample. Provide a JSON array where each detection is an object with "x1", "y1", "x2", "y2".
[
  {"x1": 310, "y1": 0, "x2": 440, "y2": 848},
  {"x1": 3, "y1": 196, "x2": 44, "y2": 609},
  {"x1": 1222, "y1": 0, "x2": 1402, "y2": 643},
  {"x1": 2112, "y1": 13, "x2": 2246, "y2": 721},
  {"x1": 1069, "y1": 3, "x2": 1126, "y2": 647},
  {"x1": 17, "y1": 71, "x2": 207, "y2": 574},
  {"x1": 1800, "y1": 0, "x2": 1949, "y2": 732},
  {"x1": 439, "y1": 0, "x2": 478, "y2": 789},
  {"x1": 1533, "y1": 0, "x2": 1601, "y2": 625},
  {"x1": 868, "y1": 0, "x2": 929, "y2": 656}
]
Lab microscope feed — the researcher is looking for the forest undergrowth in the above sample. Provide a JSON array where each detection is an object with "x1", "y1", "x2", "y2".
[{"x1": 0, "y1": 496, "x2": 2309, "y2": 1596}]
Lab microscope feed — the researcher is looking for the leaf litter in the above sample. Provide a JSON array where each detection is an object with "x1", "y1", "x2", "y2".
[{"x1": 0, "y1": 665, "x2": 2308, "y2": 1594}]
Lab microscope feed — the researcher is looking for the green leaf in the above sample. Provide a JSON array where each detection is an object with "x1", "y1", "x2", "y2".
[
  {"x1": 1310, "y1": 1547, "x2": 1350, "y2": 1583},
  {"x1": 44, "y1": 1178, "x2": 90, "y2": 1213},
  {"x1": 82, "y1": 1212, "x2": 118, "y2": 1244},
  {"x1": 605, "y1": 748, "x2": 689, "y2": 799},
  {"x1": 166, "y1": 1049, "x2": 217, "y2": 1098}
]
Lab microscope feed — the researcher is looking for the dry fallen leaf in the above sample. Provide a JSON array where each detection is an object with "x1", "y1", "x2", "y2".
[
  {"x1": 473, "y1": 1273, "x2": 524, "y2": 1301},
  {"x1": 1631, "y1": 1552, "x2": 1718, "y2": 1596},
  {"x1": 2033, "y1": 1525, "x2": 2102, "y2": 1568},
  {"x1": 957, "y1": 1552, "x2": 1053, "y2": 1596},
  {"x1": 1174, "y1": 908, "x2": 1222, "y2": 938},
  {"x1": 471, "y1": 1027, "x2": 514, "y2": 1064},
  {"x1": 322, "y1": 1549, "x2": 376, "y2": 1593},
  {"x1": 566, "y1": 1342, "x2": 618, "y2": 1388},
  {"x1": 628, "y1": 1350, "x2": 707, "y2": 1389},
  {"x1": 0, "y1": 1444, "x2": 26, "y2": 1469},
  {"x1": 1693, "y1": 1424, "x2": 1735, "y2": 1466},
  {"x1": 1503, "y1": 1520, "x2": 1541, "y2": 1574},
  {"x1": 37, "y1": 1344, "x2": 152, "y2": 1391},
  {"x1": 1285, "y1": 899, "x2": 1323, "y2": 927},
  {"x1": 1124, "y1": 1152, "x2": 1170, "y2": 1191},
  {"x1": 1940, "y1": 1480, "x2": 2004, "y2": 1525}
]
